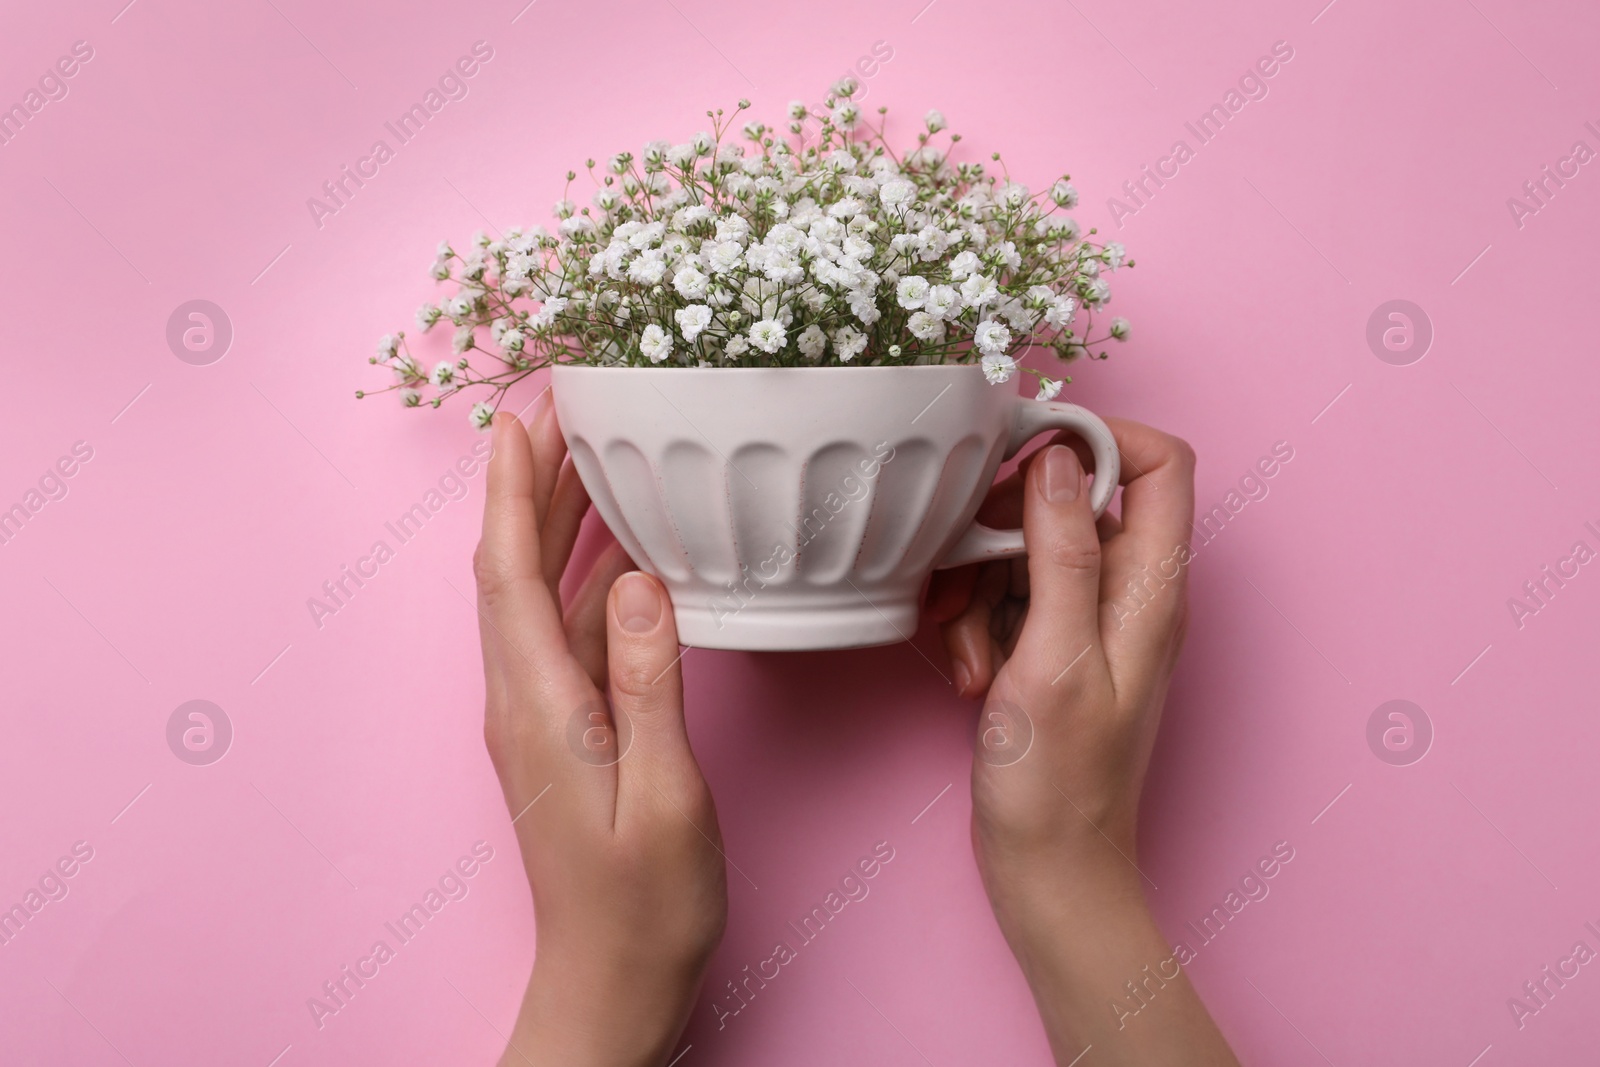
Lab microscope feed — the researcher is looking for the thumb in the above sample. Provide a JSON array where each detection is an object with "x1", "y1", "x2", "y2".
[
  {"x1": 1011, "y1": 445, "x2": 1105, "y2": 694},
  {"x1": 605, "y1": 571, "x2": 704, "y2": 805}
]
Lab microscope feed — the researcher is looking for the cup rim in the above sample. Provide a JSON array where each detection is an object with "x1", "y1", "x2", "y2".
[{"x1": 550, "y1": 362, "x2": 996, "y2": 376}]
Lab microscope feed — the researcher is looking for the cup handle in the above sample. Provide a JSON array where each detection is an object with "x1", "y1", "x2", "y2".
[{"x1": 934, "y1": 399, "x2": 1121, "y2": 570}]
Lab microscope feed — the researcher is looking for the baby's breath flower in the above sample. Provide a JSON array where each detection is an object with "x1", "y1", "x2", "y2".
[
  {"x1": 469, "y1": 402, "x2": 495, "y2": 429},
  {"x1": 675, "y1": 304, "x2": 713, "y2": 341},
  {"x1": 981, "y1": 353, "x2": 1017, "y2": 383},
  {"x1": 368, "y1": 88, "x2": 1131, "y2": 414},
  {"x1": 640, "y1": 324, "x2": 673, "y2": 363}
]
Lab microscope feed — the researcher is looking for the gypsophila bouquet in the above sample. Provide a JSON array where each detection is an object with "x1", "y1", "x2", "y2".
[{"x1": 362, "y1": 80, "x2": 1132, "y2": 429}]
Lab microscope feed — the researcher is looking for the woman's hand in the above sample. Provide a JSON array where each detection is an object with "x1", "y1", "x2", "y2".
[
  {"x1": 474, "y1": 399, "x2": 726, "y2": 1067},
  {"x1": 927, "y1": 419, "x2": 1238, "y2": 1066}
]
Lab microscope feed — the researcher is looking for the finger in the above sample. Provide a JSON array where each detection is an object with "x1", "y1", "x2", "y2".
[
  {"x1": 564, "y1": 539, "x2": 636, "y2": 689},
  {"x1": 527, "y1": 390, "x2": 566, "y2": 531},
  {"x1": 941, "y1": 561, "x2": 1007, "y2": 697},
  {"x1": 541, "y1": 457, "x2": 592, "y2": 602},
  {"x1": 1010, "y1": 444, "x2": 1109, "y2": 695},
  {"x1": 475, "y1": 413, "x2": 573, "y2": 686},
  {"x1": 1101, "y1": 418, "x2": 1196, "y2": 565},
  {"x1": 925, "y1": 563, "x2": 980, "y2": 624},
  {"x1": 1096, "y1": 420, "x2": 1197, "y2": 681},
  {"x1": 604, "y1": 572, "x2": 702, "y2": 810}
]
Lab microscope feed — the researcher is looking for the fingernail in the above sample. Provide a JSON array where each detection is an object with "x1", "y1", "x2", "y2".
[
  {"x1": 953, "y1": 660, "x2": 971, "y2": 696},
  {"x1": 1042, "y1": 445, "x2": 1081, "y2": 503},
  {"x1": 615, "y1": 572, "x2": 662, "y2": 633}
]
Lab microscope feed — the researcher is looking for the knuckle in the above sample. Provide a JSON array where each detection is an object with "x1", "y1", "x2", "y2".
[
  {"x1": 1044, "y1": 531, "x2": 1101, "y2": 576},
  {"x1": 1165, "y1": 433, "x2": 1198, "y2": 474},
  {"x1": 609, "y1": 648, "x2": 671, "y2": 707}
]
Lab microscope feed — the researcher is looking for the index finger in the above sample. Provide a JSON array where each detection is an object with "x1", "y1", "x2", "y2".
[
  {"x1": 474, "y1": 411, "x2": 579, "y2": 689},
  {"x1": 1101, "y1": 416, "x2": 1196, "y2": 564}
]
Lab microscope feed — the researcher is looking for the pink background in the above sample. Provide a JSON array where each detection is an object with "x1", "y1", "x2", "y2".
[{"x1": 3, "y1": 0, "x2": 1599, "y2": 1063}]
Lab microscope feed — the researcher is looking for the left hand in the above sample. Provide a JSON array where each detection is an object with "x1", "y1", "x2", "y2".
[{"x1": 474, "y1": 398, "x2": 727, "y2": 1067}]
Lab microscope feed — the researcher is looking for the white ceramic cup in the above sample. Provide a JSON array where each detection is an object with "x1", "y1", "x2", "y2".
[{"x1": 552, "y1": 364, "x2": 1119, "y2": 650}]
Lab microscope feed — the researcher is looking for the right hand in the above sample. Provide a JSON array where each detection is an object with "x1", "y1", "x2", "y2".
[{"x1": 926, "y1": 419, "x2": 1238, "y2": 1066}]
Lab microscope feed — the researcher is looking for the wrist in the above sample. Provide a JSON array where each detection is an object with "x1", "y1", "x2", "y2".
[{"x1": 499, "y1": 943, "x2": 706, "y2": 1067}]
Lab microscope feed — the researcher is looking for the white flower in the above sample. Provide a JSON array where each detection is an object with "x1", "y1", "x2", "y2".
[
  {"x1": 797, "y1": 324, "x2": 827, "y2": 359},
  {"x1": 640, "y1": 324, "x2": 673, "y2": 363},
  {"x1": 724, "y1": 335, "x2": 750, "y2": 358},
  {"x1": 627, "y1": 250, "x2": 666, "y2": 285},
  {"x1": 907, "y1": 311, "x2": 944, "y2": 341},
  {"x1": 1084, "y1": 278, "x2": 1111, "y2": 306},
  {"x1": 974, "y1": 319, "x2": 1012, "y2": 355},
  {"x1": 948, "y1": 250, "x2": 980, "y2": 279},
  {"x1": 469, "y1": 402, "x2": 495, "y2": 428},
  {"x1": 452, "y1": 326, "x2": 476, "y2": 354},
  {"x1": 925, "y1": 284, "x2": 961, "y2": 320},
  {"x1": 925, "y1": 109, "x2": 947, "y2": 132},
  {"x1": 673, "y1": 266, "x2": 709, "y2": 299},
  {"x1": 748, "y1": 318, "x2": 787, "y2": 354},
  {"x1": 1044, "y1": 296, "x2": 1076, "y2": 328},
  {"x1": 981, "y1": 353, "x2": 1017, "y2": 384},
  {"x1": 501, "y1": 328, "x2": 525, "y2": 352},
  {"x1": 827, "y1": 196, "x2": 864, "y2": 219},
  {"x1": 530, "y1": 296, "x2": 567, "y2": 329},
  {"x1": 960, "y1": 273, "x2": 999, "y2": 307},
  {"x1": 1103, "y1": 242, "x2": 1126, "y2": 270},
  {"x1": 879, "y1": 179, "x2": 916, "y2": 208},
  {"x1": 414, "y1": 304, "x2": 441, "y2": 331},
  {"x1": 706, "y1": 240, "x2": 743, "y2": 274},
  {"x1": 833, "y1": 325, "x2": 868, "y2": 362},
  {"x1": 675, "y1": 304, "x2": 713, "y2": 341},
  {"x1": 1110, "y1": 316, "x2": 1131, "y2": 340},
  {"x1": 848, "y1": 290, "x2": 881, "y2": 325},
  {"x1": 896, "y1": 275, "x2": 930, "y2": 309},
  {"x1": 1036, "y1": 377, "x2": 1064, "y2": 401},
  {"x1": 430, "y1": 361, "x2": 456, "y2": 388},
  {"x1": 1050, "y1": 180, "x2": 1079, "y2": 208},
  {"x1": 401, "y1": 387, "x2": 422, "y2": 407},
  {"x1": 377, "y1": 334, "x2": 401, "y2": 359},
  {"x1": 832, "y1": 102, "x2": 862, "y2": 130},
  {"x1": 788, "y1": 100, "x2": 808, "y2": 120}
]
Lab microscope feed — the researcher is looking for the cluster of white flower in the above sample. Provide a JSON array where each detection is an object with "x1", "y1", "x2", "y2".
[{"x1": 363, "y1": 82, "x2": 1132, "y2": 426}]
